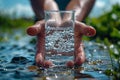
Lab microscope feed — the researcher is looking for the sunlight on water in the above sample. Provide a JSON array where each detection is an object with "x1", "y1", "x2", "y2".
[{"x1": 0, "y1": 30, "x2": 112, "y2": 80}]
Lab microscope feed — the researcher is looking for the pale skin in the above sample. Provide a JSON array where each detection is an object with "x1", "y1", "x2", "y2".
[{"x1": 27, "y1": 0, "x2": 96, "y2": 67}]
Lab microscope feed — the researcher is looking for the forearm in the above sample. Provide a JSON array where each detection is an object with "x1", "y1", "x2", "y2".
[
  {"x1": 66, "y1": 0, "x2": 96, "y2": 22},
  {"x1": 76, "y1": 0, "x2": 96, "y2": 21},
  {"x1": 27, "y1": 0, "x2": 59, "y2": 36},
  {"x1": 30, "y1": 0, "x2": 59, "y2": 20}
]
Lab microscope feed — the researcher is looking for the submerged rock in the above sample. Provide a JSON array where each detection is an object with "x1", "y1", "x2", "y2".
[{"x1": 10, "y1": 56, "x2": 30, "y2": 64}]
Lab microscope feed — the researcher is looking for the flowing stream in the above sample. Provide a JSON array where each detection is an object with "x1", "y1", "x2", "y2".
[{"x1": 0, "y1": 30, "x2": 112, "y2": 80}]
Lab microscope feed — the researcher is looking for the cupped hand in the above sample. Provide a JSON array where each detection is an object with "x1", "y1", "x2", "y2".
[{"x1": 27, "y1": 20, "x2": 96, "y2": 68}]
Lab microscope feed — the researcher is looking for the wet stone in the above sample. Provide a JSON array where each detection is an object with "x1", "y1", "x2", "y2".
[
  {"x1": 0, "y1": 46, "x2": 5, "y2": 50},
  {"x1": 27, "y1": 48, "x2": 35, "y2": 52},
  {"x1": 12, "y1": 44, "x2": 19, "y2": 48},
  {"x1": 10, "y1": 56, "x2": 30, "y2": 64}
]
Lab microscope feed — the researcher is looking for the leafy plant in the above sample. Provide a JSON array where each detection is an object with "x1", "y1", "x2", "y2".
[{"x1": 85, "y1": 4, "x2": 120, "y2": 79}]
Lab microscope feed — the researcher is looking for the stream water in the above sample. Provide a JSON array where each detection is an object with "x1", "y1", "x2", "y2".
[{"x1": 0, "y1": 30, "x2": 112, "y2": 80}]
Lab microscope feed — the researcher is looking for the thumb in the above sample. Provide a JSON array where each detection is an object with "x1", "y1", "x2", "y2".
[
  {"x1": 75, "y1": 21, "x2": 96, "y2": 37},
  {"x1": 27, "y1": 20, "x2": 45, "y2": 36}
]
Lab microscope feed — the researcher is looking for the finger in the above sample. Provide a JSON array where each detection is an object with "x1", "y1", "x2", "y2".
[
  {"x1": 44, "y1": 60, "x2": 53, "y2": 68},
  {"x1": 75, "y1": 21, "x2": 96, "y2": 37},
  {"x1": 74, "y1": 45, "x2": 86, "y2": 66},
  {"x1": 35, "y1": 53, "x2": 44, "y2": 66},
  {"x1": 83, "y1": 26, "x2": 96, "y2": 37},
  {"x1": 35, "y1": 26, "x2": 45, "y2": 66},
  {"x1": 27, "y1": 20, "x2": 45, "y2": 36},
  {"x1": 66, "y1": 61, "x2": 74, "y2": 68}
]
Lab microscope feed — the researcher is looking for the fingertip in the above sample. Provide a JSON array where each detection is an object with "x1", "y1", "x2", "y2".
[
  {"x1": 84, "y1": 26, "x2": 96, "y2": 37},
  {"x1": 75, "y1": 21, "x2": 96, "y2": 37},
  {"x1": 27, "y1": 27, "x2": 38, "y2": 36},
  {"x1": 89, "y1": 26, "x2": 96, "y2": 36},
  {"x1": 66, "y1": 61, "x2": 74, "y2": 68},
  {"x1": 35, "y1": 60, "x2": 43, "y2": 67},
  {"x1": 75, "y1": 56, "x2": 85, "y2": 66},
  {"x1": 35, "y1": 53, "x2": 44, "y2": 67},
  {"x1": 44, "y1": 60, "x2": 53, "y2": 68}
]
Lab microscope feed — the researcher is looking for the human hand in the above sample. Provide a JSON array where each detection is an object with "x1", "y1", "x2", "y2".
[
  {"x1": 61, "y1": 20, "x2": 96, "y2": 67},
  {"x1": 27, "y1": 20, "x2": 96, "y2": 68},
  {"x1": 27, "y1": 20, "x2": 52, "y2": 68}
]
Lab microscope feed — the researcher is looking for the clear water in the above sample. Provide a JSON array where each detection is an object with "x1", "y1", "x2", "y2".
[
  {"x1": 0, "y1": 30, "x2": 112, "y2": 80},
  {"x1": 45, "y1": 24, "x2": 74, "y2": 66}
]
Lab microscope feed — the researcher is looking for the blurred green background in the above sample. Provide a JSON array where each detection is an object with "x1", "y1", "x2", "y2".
[
  {"x1": 86, "y1": 4, "x2": 120, "y2": 80},
  {"x1": 0, "y1": 0, "x2": 120, "y2": 79}
]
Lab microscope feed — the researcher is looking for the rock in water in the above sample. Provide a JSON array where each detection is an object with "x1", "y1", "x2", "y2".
[{"x1": 11, "y1": 56, "x2": 30, "y2": 64}]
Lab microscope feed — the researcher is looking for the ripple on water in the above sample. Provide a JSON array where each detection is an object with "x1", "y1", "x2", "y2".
[{"x1": 0, "y1": 33, "x2": 112, "y2": 80}]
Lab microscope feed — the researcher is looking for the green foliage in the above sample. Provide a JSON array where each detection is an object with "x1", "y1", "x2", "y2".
[
  {"x1": 0, "y1": 11, "x2": 34, "y2": 42},
  {"x1": 86, "y1": 4, "x2": 120, "y2": 43},
  {"x1": 0, "y1": 12, "x2": 34, "y2": 33},
  {"x1": 85, "y1": 4, "x2": 120, "y2": 79}
]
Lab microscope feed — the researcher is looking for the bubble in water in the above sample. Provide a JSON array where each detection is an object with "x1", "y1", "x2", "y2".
[{"x1": 45, "y1": 21, "x2": 74, "y2": 66}]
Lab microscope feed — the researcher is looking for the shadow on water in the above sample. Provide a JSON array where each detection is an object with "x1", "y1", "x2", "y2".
[{"x1": 0, "y1": 29, "x2": 112, "y2": 80}]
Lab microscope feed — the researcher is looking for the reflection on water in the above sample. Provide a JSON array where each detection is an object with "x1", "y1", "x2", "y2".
[{"x1": 0, "y1": 31, "x2": 112, "y2": 80}]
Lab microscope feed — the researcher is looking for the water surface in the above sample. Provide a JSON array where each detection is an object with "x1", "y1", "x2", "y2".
[{"x1": 0, "y1": 30, "x2": 112, "y2": 80}]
